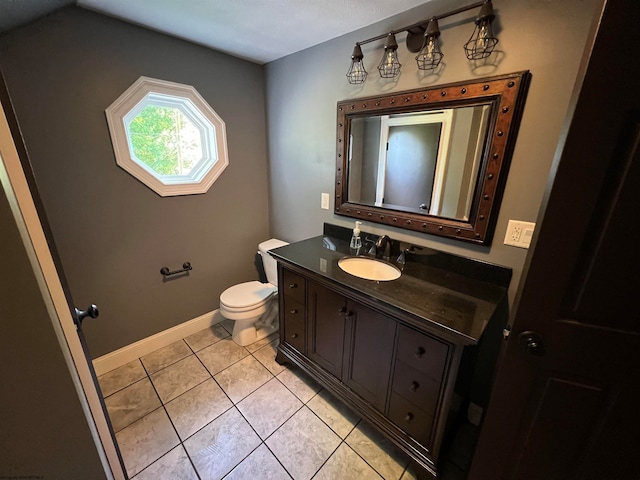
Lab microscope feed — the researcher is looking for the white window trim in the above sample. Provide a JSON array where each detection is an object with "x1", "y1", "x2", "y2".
[{"x1": 105, "y1": 76, "x2": 228, "y2": 197}]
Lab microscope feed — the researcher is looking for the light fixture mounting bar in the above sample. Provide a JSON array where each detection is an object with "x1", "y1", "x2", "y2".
[{"x1": 355, "y1": 0, "x2": 486, "y2": 47}]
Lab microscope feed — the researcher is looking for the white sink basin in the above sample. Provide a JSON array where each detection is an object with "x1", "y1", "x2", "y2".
[{"x1": 338, "y1": 256, "x2": 401, "y2": 281}]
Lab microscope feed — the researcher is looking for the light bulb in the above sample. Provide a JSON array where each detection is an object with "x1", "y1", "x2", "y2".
[
  {"x1": 377, "y1": 33, "x2": 401, "y2": 79},
  {"x1": 416, "y1": 18, "x2": 443, "y2": 71}
]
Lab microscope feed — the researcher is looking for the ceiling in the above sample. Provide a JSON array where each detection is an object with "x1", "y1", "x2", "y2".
[{"x1": 0, "y1": 0, "x2": 432, "y2": 64}]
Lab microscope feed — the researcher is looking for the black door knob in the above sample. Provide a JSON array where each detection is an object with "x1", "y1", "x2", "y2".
[
  {"x1": 518, "y1": 330, "x2": 545, "y2": 356},
  {"x1": 75, "y1": 304, "x2": 99, "y2": 326}
]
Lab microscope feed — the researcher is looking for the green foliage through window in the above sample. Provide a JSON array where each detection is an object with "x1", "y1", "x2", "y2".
[{"x1": 128, "y1": 105, "x2": 202, "y2": 176}]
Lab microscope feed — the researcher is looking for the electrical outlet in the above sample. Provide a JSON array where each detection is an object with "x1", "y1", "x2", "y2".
[
  {"x1": 504, "y1": 220, "x2": 535, "y2": 248},
  {"x1": 321, "y1": 193, "x2": 330, "y2": 210}
]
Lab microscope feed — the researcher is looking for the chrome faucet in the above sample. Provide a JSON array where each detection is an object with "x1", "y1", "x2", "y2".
[{"x1": 375, "y1": 235, "x2": 392, "y2": 260}]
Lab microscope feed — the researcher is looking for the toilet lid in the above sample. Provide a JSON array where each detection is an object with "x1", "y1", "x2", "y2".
[{"x1": 220, "y1": 281, "x2": 276, "y2": 309}]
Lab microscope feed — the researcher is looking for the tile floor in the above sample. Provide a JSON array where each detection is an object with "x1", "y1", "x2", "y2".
[{"x1": 98, "y1": 320, "x2": 451, "y2": 480}]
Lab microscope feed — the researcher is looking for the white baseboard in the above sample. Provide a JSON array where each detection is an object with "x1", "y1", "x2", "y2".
[{"x1": 93, "y1": 309, "x2": 223, "y2": 376}]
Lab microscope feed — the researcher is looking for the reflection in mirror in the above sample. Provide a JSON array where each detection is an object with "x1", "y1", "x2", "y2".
[
  {"x1": 347, "y1": 105, "x2": 491, "y2": 221},
  {"x1": 335, "y1": 71, "x2": 531, "y2": 245}
]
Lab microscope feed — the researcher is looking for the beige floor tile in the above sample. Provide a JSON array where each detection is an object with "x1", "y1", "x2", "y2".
[
  {"x1": 307, "y1": 389, "x2": 360, "y2": 439},
  {"x1": 105, "y1": 377, "x2": 161, "y2": 432},
  {"x1": 99, "y1": 359, "x2": 146, "y2": 397},
  {"x1": 346, "y1": 421, "x2": 410, "y2": 480},
  {"x1": 184, "y1": 323, "x2": 229, "y2": 352},
  {"x1": 150, "y1": 355, "x2": 210, "y2": 403},
  {"x1": 165, "y1": 378, "x2": 233, "y2": 441},
  {"x1": 314, "y1": 443, "x2": 383, "y2": 480},
  {"x1": 116, "y1": 408, "x2": 180, "y2": 478},
  {"x1": 276, "y1": 365, "x2": 321, "y2": 403},
  {"x1": 225, "y1": 444, "x2": 292, "y2": 480},
  {"x1": 196, "y1": 338, "x2": 249, "y2": 375},
  {"x1": 132, "y1": 445, "x2": 198, "y2": 480},
  {"x1": 236, "y1": 378, "x2": 302, "y2": 439},
  {"x1": 252, "y1": 338, "x2": 287, "y2": 376},
  {"x1": 141, "y1": 340, "x2": 191, "y2": 374},
  {"x1": 245, "y1": 331, "x2": 279, "y2": 353},
  {"x1": 184, "y1": 407, "x2": 260, "y2": 480},
  {"x1": 220, "y1": 318, "x2": 235, "y2": 334},
  {"x1": 266, "y1": 406, "x2": 341, "y2": 480},
  {"x1": 214, "y1": 355, "x2": 273, "y2": 403}
]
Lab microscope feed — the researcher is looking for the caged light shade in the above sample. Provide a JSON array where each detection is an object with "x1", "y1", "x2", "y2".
[
  {"x1": 464, "y1": 0, "x2": 499, "y2": 60},
  {"x1": 377, "y1": 33, "x2": 402, "y2": 78},
  {"x1": 416, "y1": 18, "x2": 444, "y2": 71},
  {"x1": 346, "y1": 1, "x2": 501, "y2": 85},
  {"x1": 346, "y1": 44, "x2": 368, "y2": 84}
]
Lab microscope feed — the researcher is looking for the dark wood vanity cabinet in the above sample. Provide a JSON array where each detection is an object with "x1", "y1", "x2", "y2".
[
  {"x1": 307, "y1": 281, "x2": 396, "y2": 410},
  {"x1": 277, "y1": 264, "x2": 461, "y2": 479},
  {"x1": 307, "y1": 281, "x2": 346, "y2": 378},
  {"x1": 281, "y1": 269, "x2": 306, "y2": 353},
  {"x1": 388, "y1": 325, "x2": 449, "y2": 451},
  {"x1": 343, "y1": 300, "x2": 396, "y2": 413}
]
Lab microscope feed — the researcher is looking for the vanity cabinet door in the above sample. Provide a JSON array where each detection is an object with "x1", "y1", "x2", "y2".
[
  {"x1": 307, "y1": 281, "x2": 347, "y2": 378},
  {"x1": 343, "y1": 301, "x2": 397, "y2": 412},
  {"x1": 281, "y1": 269, "x2": 306, "y2": 353}
]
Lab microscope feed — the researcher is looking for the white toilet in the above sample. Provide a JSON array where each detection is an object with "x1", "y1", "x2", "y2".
[{"x1": 219, "y1": 238, "x2": 288, "y2": 346}]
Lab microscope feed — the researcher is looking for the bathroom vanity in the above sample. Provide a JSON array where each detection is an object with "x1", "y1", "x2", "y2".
[{"x1": 271, "y1": 225, "x2": 511, "y2": 479}]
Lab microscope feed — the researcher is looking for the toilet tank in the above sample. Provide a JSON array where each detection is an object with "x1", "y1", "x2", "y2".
[{"x1": 258, "y1": 239, "x2": 288, "y2": 286}]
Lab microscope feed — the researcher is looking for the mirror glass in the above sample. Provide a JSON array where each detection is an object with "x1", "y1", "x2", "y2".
[
  {"x1": 335, "y1": 71, "x2": 530, "y2": 245},
  {"x1": 347, "y1": 104, "x2": 491, "y2": 221}
]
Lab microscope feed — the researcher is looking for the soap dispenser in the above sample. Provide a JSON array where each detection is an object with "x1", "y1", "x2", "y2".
[{"x1": 350, "y1": 221, "x2": 362, "y2": 251}]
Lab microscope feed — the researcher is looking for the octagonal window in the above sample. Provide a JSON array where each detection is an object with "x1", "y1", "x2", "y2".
[{"x1": 105, "y1": 77, "x2": 228, "y2": 196}]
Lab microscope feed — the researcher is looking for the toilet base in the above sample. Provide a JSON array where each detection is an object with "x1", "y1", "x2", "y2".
[{"x1": 232, "y1": 320, "x2": 278, "y2": 347}]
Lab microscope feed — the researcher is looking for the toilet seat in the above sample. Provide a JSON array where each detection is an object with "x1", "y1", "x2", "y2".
[{"x1": 220, "y1": 281, "x2": 276, "y2": 313}]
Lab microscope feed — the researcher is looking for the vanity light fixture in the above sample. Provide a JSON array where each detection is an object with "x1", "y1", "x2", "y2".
[
  {"x1": 416, "y1": 18, "x2": 444, "y2": 71},
  {"x1": 377, "y1": 33, "x2": 402, "y2": 78},
  {"x1": 346, "y1": 44, "x2": 368, "y2": 84},
  {"x1": 464, "y1": 0, "x2": 499, "y2": 59},
  {"x1": 345, "y1": 0, "x2": 499, "y2": 83}
]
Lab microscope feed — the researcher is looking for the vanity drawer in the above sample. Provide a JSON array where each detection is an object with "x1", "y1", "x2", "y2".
[
  {"x1": 282, "y1": 269, "x2": 306, "y2": 303},
  {"x1": 283, "y1": 299, "x2": 305, "y2": 352},
  {"x1": 388, "y1": 392, "x2": 434, "y2": 446},
  {"x1": 396, "y1": 325, "x2": 448, "y2": 380},
  {"x1": 391, "y1": 359, "x2": 441, "y2": 412}
]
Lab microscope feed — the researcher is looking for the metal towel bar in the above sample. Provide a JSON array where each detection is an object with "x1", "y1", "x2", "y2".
[{"x1": 160, "y1": 262, "x2": 192, "y2": 277}]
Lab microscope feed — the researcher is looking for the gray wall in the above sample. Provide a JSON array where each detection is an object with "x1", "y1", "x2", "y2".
[
  {"x1": 265, "y1": 0, "x2": 600, "y2": 306},
  {"x1": 0, "y1": 176, "x2": 107, "y2": 478},
  {"x1": 0, "y1": 8, "x2": 270, "y2": 357}
]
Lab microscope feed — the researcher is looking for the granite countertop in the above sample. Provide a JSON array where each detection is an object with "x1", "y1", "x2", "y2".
[{"x1": 269, "y1": 233, "x2": 510, "y2": 345}]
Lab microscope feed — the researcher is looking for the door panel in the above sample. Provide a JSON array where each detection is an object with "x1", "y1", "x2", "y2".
[
  {"x1": 0, "y1": 72, "x2": 126, "y2": 478},
  {"x1": 307, "y1": 281, "x2": 346, "y2": 378},
  {"x1": 343, "y1": 301, "x2": 396, "y2": 412},
  {"x1": 470, "y1": 1, "x2": 640, "y2": 478}
]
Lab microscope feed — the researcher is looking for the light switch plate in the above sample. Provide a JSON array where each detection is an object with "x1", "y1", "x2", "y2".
[
  {"x1": 504, "y1": 220, "x2": 535, "y2": 248},
  {"x1": 321, "y1": 193, "x2": 330, "y2": 210}
]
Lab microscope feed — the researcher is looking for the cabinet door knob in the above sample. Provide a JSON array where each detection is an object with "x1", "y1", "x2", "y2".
[
  {"x1": 415, "y1": 347, "x2": 426, "y2": 358},
  {"x1": 338, "y1": 306, "x2": 347, "y2": 314},
  {"x1": 289, "y1": 283, "x2": 297, "y2": 289},
  {"x1": 291, "y1": 333, "x2": 298, "y2": 339},
  {"x1": 290, "y1": 309, "x2": 298, "y2": 314},
  {"x1": 404, "y1": 413, "x2": 414, "y2": 422},
  {"x1": 409, "y1": 381, "x2": 420, "y2": 392}
]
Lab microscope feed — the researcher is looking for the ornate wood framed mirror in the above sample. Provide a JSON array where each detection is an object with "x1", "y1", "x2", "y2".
[{"x1": 335, "y1": 71, "x2": 530, "y2": 245}]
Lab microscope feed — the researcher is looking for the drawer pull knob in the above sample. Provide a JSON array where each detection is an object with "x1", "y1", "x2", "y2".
[
  {"x1": 415, "y1": 347, "x2": 426, "y2": 358},
  {"x1": 404, "y1": 413, "x2": 414, "y2": 422},
  {"x1": 410, "y1": 381, "x2": 420, "y2": 392},
  {"x1": 290, "y1": 309, "x2": 298, "y2": 314},
  {"x1": 289, "y1": 283, "x2": 297, "y2": 289},
  {"x1": 291, "y1": 333, "x2": 298, "y2": 339}
]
